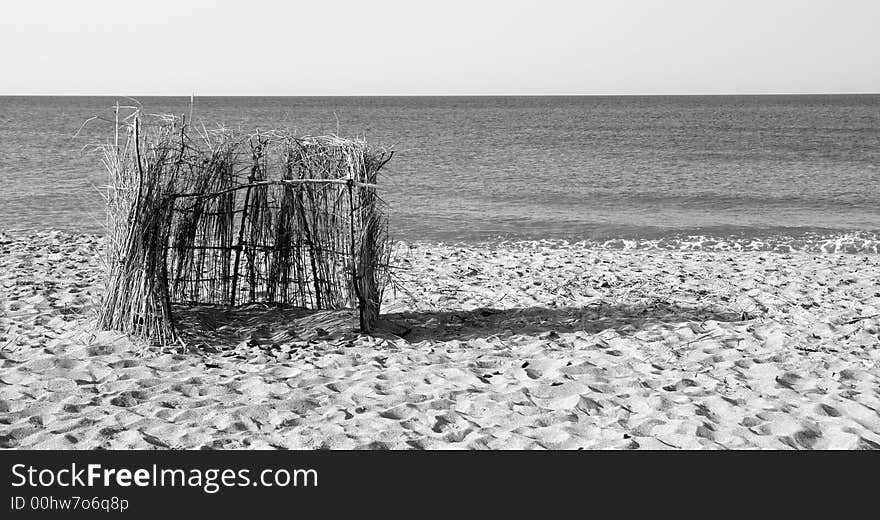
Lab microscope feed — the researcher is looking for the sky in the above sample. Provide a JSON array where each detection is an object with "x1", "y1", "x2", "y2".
[{"x1": 1, "y1": 0, "x2": 878, "y2": 96}]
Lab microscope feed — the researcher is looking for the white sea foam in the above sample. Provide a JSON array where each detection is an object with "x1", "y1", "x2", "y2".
[
  {"x1": 424, "y1": 231, "x2": 880, "y2": 254},
  {"x1": 582, "y1": 231, "x2": 880, "y2": 254}
]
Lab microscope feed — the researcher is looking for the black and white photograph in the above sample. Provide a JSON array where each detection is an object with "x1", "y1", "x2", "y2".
[{"x1": 1, "y1": 0, "x2": 879, "y2": 509}]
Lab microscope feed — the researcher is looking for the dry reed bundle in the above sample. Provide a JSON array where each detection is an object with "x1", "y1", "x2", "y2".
[{"x1": 97, "y1": 109, "x2": 393, "y2": 344}]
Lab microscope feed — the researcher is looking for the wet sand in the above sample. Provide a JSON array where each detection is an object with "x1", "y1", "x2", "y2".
[{"x1": 1, "y1": 231, "x2": 879, "y2": 449}]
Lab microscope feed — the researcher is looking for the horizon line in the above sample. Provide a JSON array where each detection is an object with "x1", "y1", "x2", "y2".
[{"x1": 1, "y1": 91, "x2": 878, "y2": 98}]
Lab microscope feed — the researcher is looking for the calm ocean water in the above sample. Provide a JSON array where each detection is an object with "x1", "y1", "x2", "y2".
[{"x1": 1, "y1": 95, "x2": 878, "y2": 251}]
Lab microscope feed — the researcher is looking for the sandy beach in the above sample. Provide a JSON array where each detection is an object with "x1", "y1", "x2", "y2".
[{"x1": 1, "y1": 231, "x2": 879, "y2": 450}]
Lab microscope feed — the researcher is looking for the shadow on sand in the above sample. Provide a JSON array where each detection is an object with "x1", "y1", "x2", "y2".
[
  {"x1": 172, "y1": 303, "x2": 360, "y2": 350},
  {"x1": 381, "y1": 302, "x2": 744, "y2": 342},
  {"x1": 171, "y1": 300, "x2": 744, "y2": 348}
]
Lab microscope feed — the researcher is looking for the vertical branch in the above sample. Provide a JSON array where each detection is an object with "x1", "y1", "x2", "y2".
[
  {"x1": 347, "y1": 179, "x2": 366, "y2": 332},
  {"x1": 156, "y1": 198, "x2": 177, "y2": 336},
  {"x1": 121, "y1": 115, "x2": 145, "y2": 252},
  {"x1": 297, "y1": 185, "x2": 323, "y2": 308},
  {"x1": 229, "y1": 149, "x2": 258, "y2": 306}
]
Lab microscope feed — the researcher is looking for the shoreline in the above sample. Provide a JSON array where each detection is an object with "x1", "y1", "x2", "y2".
[
  {"x1": 1, "y1": 231, "x2": 879, "y2": 449},
  {"x1": 5, "y1": 228, "x2": 880, "y2": 253}
]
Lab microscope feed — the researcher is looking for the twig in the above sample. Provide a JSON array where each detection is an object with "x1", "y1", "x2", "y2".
[
  {"x1": 1, "y1": 335, "x2": 21, "y2": 352},
  {"x1": 843, "y1": 313, "x2": 880, "y2": 325}
]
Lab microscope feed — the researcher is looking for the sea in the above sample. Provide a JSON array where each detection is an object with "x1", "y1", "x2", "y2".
[{"x1": 1, "y1": 95, "x2": 878, "y2": 252}]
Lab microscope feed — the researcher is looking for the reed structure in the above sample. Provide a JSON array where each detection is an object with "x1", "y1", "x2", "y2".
[{"x1": 97, "y1": 110, "x2": 393, "y2": 344}]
